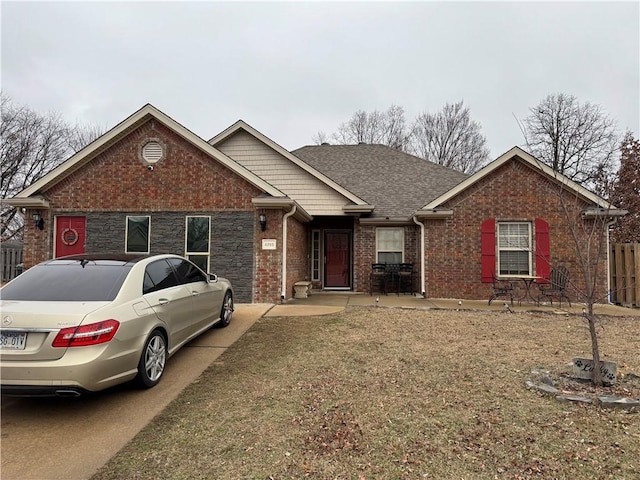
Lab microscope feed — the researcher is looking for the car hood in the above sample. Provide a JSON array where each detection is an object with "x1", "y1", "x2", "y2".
[{"x1": 0, "y1": 301, "x2": 110, "y2": 329}]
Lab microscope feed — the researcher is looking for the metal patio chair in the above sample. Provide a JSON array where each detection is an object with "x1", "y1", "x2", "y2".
[
  {"x1": 488, "y1": 272, "x2": 514, "y2": 306},
  {"x1": 537, "y1": 265, "x2": 571, "y2": 307},
  {"x1": 370, "y1": 263, "x2": 388, "y2": 295}
]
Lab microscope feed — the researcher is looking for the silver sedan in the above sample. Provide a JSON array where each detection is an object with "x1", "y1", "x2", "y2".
[{"x1": 0, "y1": 254, "x2": 233, "y2": 397}]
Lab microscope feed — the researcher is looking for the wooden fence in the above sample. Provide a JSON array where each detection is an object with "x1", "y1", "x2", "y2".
[
  {"x1": 610, "y1": 243, "x2": 639, "y2": 307},
  {"x1": 1, "y1": 243, "x2": 23, "y2": 283}
]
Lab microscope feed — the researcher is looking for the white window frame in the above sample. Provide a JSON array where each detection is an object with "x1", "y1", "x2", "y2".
[
  {"x1": 311, "y1": 230, "x2": 321, "y2": 282},
  {"x1": 185, "y1": 216, "x2": 211, "y2": 272},
  {"x1": 376, "y1": 227, "x2": 404, "y2": 264},
  {"x1": 497, "y1": 222, "x2": 532, "y2": 276},
  {"x1": 125, "y1": 216, "x2": 150, "y2": 254}
]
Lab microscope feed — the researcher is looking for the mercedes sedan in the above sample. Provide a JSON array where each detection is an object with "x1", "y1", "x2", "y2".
[{"x1": 0, "y1": 254, "x2": 233, "y2": 397}]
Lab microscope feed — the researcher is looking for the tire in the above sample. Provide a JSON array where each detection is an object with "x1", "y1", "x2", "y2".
[
  {"x1": 135, "y1": 330, "x2": 167, "y2": 389},
  {"x1": 216, "y1": 291, "x2": 233, "y2": 328}
]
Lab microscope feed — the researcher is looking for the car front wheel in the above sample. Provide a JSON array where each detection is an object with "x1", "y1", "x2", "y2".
[
  {"x1": 135, "y1": 330, "x2": 167, "y2": 388},
  {"x1": 216, "y1": 291, "x2": 233, "y2": 328}
]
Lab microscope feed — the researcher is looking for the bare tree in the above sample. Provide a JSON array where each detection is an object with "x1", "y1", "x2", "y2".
[
  {"x1": 409, "y1": 101, "x2": 490, "y2": 173},
  {"x1": 523, "y1": 93, "x2": 620, "y2": 187},
  {"x1": 1, "y1": 94, "x2": 103, "y2": 240},
  {"x1": 531, "y1": 159, "x2": 627, "y2": 387},
  {"x1": 321, "y1": 105, "x2": 411, "y2": 150},
  {"x1": 610, "y1": 132, "x2": 640, "y2": 243}
]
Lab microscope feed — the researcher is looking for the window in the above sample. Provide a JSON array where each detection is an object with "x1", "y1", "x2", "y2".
[
  {"x1": 167, "y1": 257, "x2": 207, "y2": 284},
  {"x1": 144, "y1": 259, "x2": 180, "y2": 294},
  {"x1": 126, "y1": 216, "x2": 150, "y2": 254},
  {"x1": 311, "y1": 230, "x2": 320, "y2": 281},
  {"x1": 186, "y1": 216, "x2": 210, "y2": 272},
  {"x1": 498, "y1": 222, "x2": 531, "y2": 275},
  {"x1": 376, "y1": 228, "x2": 403, "y2": 264}
]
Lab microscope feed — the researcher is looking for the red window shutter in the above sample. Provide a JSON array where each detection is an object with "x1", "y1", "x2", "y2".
[
  {"x1": 481, "y1": 218, "x2": 496, "y2": 283},
  {"x1": 535, "y1": 218, "x2": 550, "y2": 281}
]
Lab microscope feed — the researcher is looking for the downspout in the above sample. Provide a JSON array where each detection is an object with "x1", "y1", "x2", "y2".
[
  {"x1": 605, "y1": 218, "x2": 617, "y2": 304},
  {"x1": 412, "y1": 215, "x2": 426, "y2": 297},
  {"x1": 281, "y1": 204, "x2": 297, "y2": 301}
]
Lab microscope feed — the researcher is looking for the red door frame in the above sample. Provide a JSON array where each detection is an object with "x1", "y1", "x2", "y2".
[{"x1": 323, "y1": 230, "x2": 351, "y2": 289}]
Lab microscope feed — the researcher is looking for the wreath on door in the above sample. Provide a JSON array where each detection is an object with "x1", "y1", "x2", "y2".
[{"x1": 61, "y1": 227, "x2": 79, "y2": 246}]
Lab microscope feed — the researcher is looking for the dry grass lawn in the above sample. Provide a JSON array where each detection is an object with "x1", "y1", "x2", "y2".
[{"x1": 92, "y1": 307, "x2": 640, "y2": 480}]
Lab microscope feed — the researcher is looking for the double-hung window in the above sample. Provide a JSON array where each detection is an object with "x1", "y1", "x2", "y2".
[
  {"x1": 186, "y1": 216, "x2": 210, "y2": 272},
  {"x1": 126, "y1": 216, "x2": 150, "y2": 254},
  {"x1": 376, "y1": 228, "x2": 404, "y2": 264},
  {"x1": 497, "y1": 222, "x2": 531, "y2": 275}
]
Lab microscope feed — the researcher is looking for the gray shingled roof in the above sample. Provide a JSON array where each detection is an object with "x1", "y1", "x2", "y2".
[{"x1": 292, "y1": 144, "x2": 469, "y2": 219}]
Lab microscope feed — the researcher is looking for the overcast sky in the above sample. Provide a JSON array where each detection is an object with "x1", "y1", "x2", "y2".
[{"x1": 2, "y1": 1, "x2": 638, "y2": 159}]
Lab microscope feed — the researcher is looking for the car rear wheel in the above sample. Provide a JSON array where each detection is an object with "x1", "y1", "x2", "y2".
[
  {"x1": 216, "y1": 291, "x2": 233, "y2": 328},
  {"x1": 135, "y1": 330, "x2": 167, "y2": 388}
]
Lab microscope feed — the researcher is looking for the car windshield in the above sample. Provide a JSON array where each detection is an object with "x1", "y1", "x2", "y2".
[{"x1": 1, "y1": 261, "x2": 132, "y2": 301}]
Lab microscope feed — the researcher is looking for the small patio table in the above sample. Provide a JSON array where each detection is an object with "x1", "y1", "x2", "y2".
[{"x1": 506, "y1": 275, "x2": 542, "y2": 305}]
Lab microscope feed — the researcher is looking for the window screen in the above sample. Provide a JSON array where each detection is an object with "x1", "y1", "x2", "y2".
[
  {"x1": 498, "y1": 223, "x2": 531, "y2": 275},
  {"x1": 376, "y1": 228, "x2": 403, "y2": 264}
]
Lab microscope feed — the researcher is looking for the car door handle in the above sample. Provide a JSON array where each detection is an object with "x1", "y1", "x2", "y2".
[
  {"x1": 158, "y1": 298, "x2": 170, "y2": 305},
  {"x1": 191, "y1": 291, "x2": 200, "y2": 297}
]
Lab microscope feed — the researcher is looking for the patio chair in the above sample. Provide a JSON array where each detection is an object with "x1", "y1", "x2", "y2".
[
  {"x1": 397, "y1": 263, "x2": 414, "y2": 295},
  {"x1": 537, "y1": 265, "x2": 571, "y2": 307},
  {"x1": 488, "y1": 273, "x2": 514, "y2": 306},
  {"x1": 370, "y1": 263, "x2": 388, "y2": 295}
]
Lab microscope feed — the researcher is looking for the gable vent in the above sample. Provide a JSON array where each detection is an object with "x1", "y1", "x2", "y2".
[{"x1": 142, "y1": 141, "x2": 164, "y2": 164}]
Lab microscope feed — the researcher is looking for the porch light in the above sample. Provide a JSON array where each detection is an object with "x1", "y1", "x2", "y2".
[
  {"x1": 259, "y1": 210, "x2": 267, "y2": 232},
  {"x1": 32, "y1": 211, "x2": 44, "y2": 230}
]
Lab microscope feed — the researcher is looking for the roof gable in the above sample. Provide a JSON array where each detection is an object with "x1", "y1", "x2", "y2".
[
  {"x1": 15, "y1": 104, "x2": 285, "y2": 199},
  {"x1": 210, "y1": 121, "x2": 369, "y2": 208},
  {"x1": 422, "y1": 146, "x2": 614, "y2": 211}
]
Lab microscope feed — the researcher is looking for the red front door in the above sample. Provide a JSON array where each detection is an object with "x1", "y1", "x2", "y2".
[
  {"x1": 55, "y1": 216, "x2": 86, "y2": 258},
  {"x1": 324, "y1": 232, "x2": 350, "y2": 288}
]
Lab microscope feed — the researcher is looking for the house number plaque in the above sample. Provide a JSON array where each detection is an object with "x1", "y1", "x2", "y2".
[{"x1": 262, "y1": 239, "x2": 277, "y2": 250}]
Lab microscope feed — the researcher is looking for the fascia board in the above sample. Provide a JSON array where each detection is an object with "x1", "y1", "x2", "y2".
[
  {"x1": 359, "y1": 217, "x2": 414, "y2": 226},
  {"x1": 17, "y1": 105, "x2": 285, "y2": 199},
  {"x1": 211, "y1": 120, "x2": 369, "y2": 207},
  {"x1": 422, "y1": 146, "x2": 614, "y2": 210},
  {"x1": 1, "y1": 196, "x2": 50, "y2": 208},
  {"x1": 251, "y1": 197, "x2": 313, "y2": 222}
]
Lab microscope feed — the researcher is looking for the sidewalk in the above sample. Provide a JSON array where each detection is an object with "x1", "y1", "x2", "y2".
[{"x1": 265, "y1": 292, "x2": 637, "y2": 318}]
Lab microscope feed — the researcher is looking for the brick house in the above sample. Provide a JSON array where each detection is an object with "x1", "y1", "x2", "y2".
[{"x1": 6, "y1": 104, "x2": 625, "y2": 304}]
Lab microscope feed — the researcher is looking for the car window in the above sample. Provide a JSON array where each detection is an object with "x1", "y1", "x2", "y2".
[
  {"x1": 143, "y1": 259, "x2": 180, "y2": 294},
  {"x1": 0, "y1": 262, "x2": 131, "y2": 301},
  {"x1": 167, "y1": 258, "x2": 206, "y2": 285}
]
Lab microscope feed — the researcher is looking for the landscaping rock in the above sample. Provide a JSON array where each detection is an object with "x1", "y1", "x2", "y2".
[{"x1": 597, "y1": 395, "x2": 640, "y2": 410}]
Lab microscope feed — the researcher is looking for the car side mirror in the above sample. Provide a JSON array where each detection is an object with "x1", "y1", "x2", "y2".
[{"x1": 208, "y1": 273, "x2": 218, "y2": 283}]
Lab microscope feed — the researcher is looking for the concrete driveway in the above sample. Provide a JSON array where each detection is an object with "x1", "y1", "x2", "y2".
[{"x1": 0, "y1": 303, "x2": 271, "y2": 480}]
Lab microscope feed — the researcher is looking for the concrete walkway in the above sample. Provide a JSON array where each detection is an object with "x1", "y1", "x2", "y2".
[{"x1": 265, "y1": 292, "x2": 637, "y2": 318}]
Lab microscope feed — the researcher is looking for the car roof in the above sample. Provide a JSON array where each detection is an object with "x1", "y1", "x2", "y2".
[{"x1": 45, "y1": 254, "x2": 153, "y2": 266}]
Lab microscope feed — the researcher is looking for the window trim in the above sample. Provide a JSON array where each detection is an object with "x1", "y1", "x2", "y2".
[
  {"x1": 375, "y1": 227, "x2": 404, "y2": 264},
  {"x1": 497, "y1": 221, "x2": 532, "y2": 276},
  {"x1": 125, "y1": 215, "x2": 151, "y2": 254},
  {"x1": 311, "y1": 230, "x2": 321, "y2": 282},
  {"x1": 185, "y1": 215, "x2": 211, "y2": 272}
]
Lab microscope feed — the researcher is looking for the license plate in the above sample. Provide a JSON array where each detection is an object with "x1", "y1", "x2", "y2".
[{"x1": 0, "y1": 331, "x2": 27, "y2": 350}]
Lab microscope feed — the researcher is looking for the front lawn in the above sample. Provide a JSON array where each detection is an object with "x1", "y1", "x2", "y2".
[{"x1": 93, "y1": 307, "x2": 639, "y2": 479}]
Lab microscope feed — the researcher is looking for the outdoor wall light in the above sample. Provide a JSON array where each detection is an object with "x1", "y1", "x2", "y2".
[
  {"x1": 33, "y1": 211, "x2": 44, "y2": 230},
  {"x1": 259, "y1": 210, "x2": 267, "y2": 232}
]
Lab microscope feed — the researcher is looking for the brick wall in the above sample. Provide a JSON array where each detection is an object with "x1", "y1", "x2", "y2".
[
  {"x1": 353, "y1": 221, "x2": 420, "y2": 294},
  {"x1": 254, "y1": 209, "x2": 283, "y2": 303},
  {"x1": 24, "y1": 119, "x2": 263, "y2": 303},
  {"x1": 424, "y1": 158, "x2": 608, "y2": 302}
]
